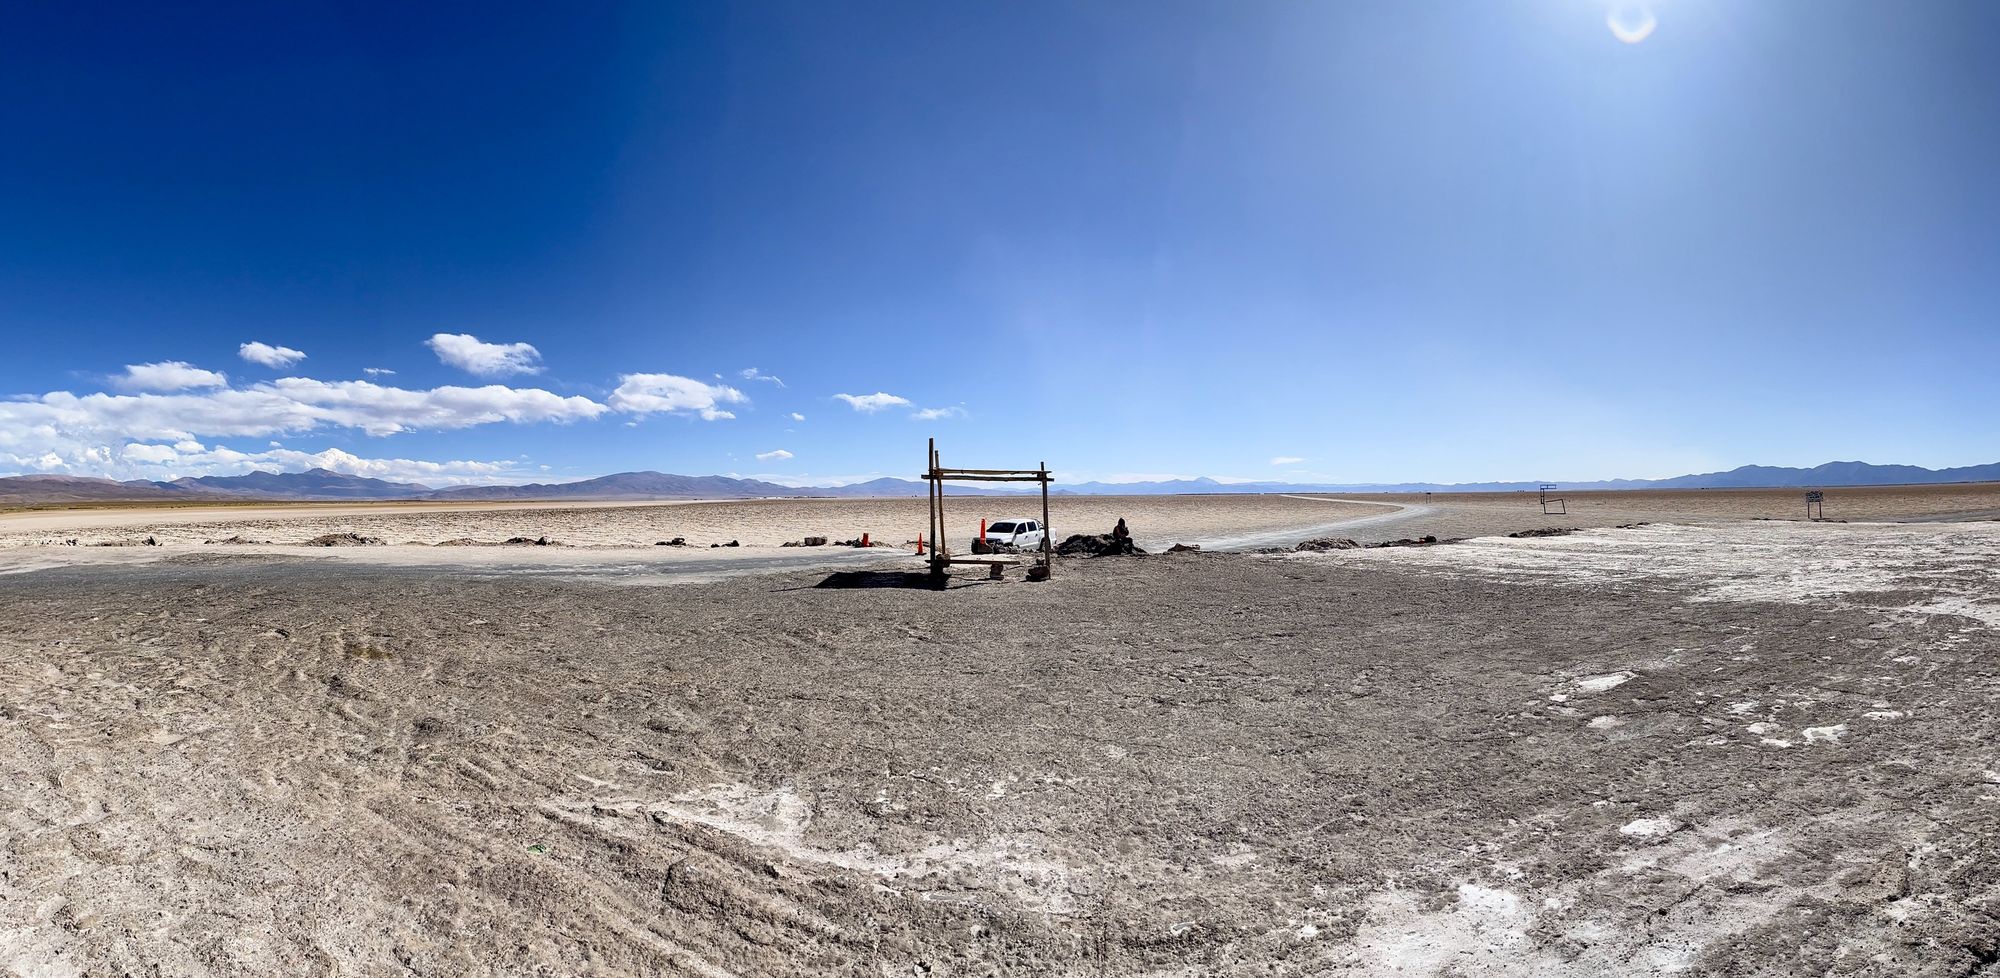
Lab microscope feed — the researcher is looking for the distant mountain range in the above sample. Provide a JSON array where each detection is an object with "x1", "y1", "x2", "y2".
[
  {"x1": 1067, "y1": 460, "x2": 2000, "y2": 495},
  {"x1": 4, "y1": 460, "x2": 1999, "y2": 505},
  {"x1": 0, "y1": 468, "x2": 1028, "y2": 505}
]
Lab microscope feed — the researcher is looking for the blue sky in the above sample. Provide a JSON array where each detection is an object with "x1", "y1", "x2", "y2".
[{"x1": 3, "y1": 1, "x2": 1996, "y2": 487}]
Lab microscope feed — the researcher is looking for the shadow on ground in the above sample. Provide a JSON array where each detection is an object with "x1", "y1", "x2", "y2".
[{"x1": 813, "y1": 570, "x2": 952, "y2": 590}]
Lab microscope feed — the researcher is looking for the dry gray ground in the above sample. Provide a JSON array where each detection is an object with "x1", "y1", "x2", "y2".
[
  {"x1": 0, "y1": 494, "x2": 1392, "y2": 553},
  {"x1": 4, "y1": 517, "x2": 1999, "y2": 976}
]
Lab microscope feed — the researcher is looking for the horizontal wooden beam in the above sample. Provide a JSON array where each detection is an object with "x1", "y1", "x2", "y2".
[
  {"x1": 922, "y1": 473, "x2": 1052, "y2": 483},
  {"x1": 932, "y1": 467, "x2": 1051, "y2": 476}
]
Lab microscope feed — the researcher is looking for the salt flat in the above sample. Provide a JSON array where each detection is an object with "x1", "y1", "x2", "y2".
[
  {"x1": 3, "y1": 511, "x2": 1997, "y2": 975},
  {"x1": 0, "y1": 493, "x2": 1394, "y2": 554}
]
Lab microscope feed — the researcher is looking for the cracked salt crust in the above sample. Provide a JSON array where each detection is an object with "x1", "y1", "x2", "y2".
[{"x1": 1342, "y1": 521, "x2": 2000, "y2": 629}]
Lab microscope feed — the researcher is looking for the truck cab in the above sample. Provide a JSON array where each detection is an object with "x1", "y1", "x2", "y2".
[{"x1": 983, "y1": 518, "x2": 1046, "y2": 549}]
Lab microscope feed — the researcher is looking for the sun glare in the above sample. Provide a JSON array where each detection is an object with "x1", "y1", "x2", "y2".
[{"x1": 1606, "y1": 0, "x2": 1658, "y2": 43}]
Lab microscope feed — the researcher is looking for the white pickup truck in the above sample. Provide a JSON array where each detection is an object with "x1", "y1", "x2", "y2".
[{"x1": 981, "y1": 518, "x2": 1046, "y2": 550}]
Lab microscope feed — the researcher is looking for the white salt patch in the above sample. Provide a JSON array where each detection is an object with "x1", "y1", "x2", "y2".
[
  {"x1": 1803, "y1": 724, "x2": 1847, "y2": 744},
  {"x1": 599, "y1": 784, "x2": 1084, "y2": 914},
  {"x1": 1587, "y1": 716, "x2": 1623, "y2": 730},
  {"x1": 1297, "y1": 923, "x2": 1320, "y2": 938},
  {"x1": 1339, "y1": 522, "x2": 2000, "y2": 629},
  {"x1": 1619, "y1": 818, "x2": 1677, "y2": 838},
  {"x1": 1761, "y1": 738, "x2": 1794, "y2": 748},
  {"x1": 1574, "y1": 672, "x2": 1635, "y2": 694},
  {"x1": 1746, "y1": 722, "x2": 1780, "y2": 735},
  {"x1": 1862, "y1": 711, "x2": 1904, "y2": 721},
  {"x1": 1346, "y1": 882, "x2": 1557, "y2": 973},
  {"x1": 1727, "y1": 701, "x2": 1760, "y2": 715}
]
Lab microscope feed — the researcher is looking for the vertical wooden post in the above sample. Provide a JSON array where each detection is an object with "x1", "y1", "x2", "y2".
[
  {"x1": 1040, "y1": 460, "x2": 1052, "y2": 575},
  {"x1": 932, "y1": 443, "x2": 947, "y2": 574},
  {"x1": 927, "y1": 439, "x2": 940, "y2": 577}
]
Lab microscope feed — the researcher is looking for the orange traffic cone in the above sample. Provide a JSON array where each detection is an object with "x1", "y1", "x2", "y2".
[{"x1": 916, "y1": 534, "x2": 924, "y2": 555}]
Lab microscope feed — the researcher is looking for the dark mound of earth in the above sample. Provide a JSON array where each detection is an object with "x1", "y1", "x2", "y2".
[
  {"x1": 1295, "y1": 537, "x2": 1362, "y2": 552},
  {"x1": 303, "y1": 533, "x2": 383, "y2": 547},
  {"x1": 1056, "y1": 534, "x2": 1145, "y2": 557}
]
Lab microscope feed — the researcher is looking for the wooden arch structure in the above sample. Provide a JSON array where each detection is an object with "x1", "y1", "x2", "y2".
[{"x1": 923, "y1": 438, "x2": 1053, "y2": 580}]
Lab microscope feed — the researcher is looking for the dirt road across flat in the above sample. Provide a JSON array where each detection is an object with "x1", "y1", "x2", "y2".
[{"x1": 3, "y1": 519, "x2": 1996, "y2": 975}]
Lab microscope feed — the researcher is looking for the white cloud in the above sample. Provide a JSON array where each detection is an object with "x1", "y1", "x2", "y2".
[
  {"x1": 912, "y1": 406, "x2": 965, "y2": 421},
  {"x1": 789, "y1": 412, "x2": 805, "y2": 421},
  {"x1": 607, "y1": 374, "x2": 747, "y2": 421},
  {"x1": 755, "y1": 449, "x2": 794, "y2": 462},
  {"x1": 262, "y1": 378, "x2": 608, "y2": 435},
  {"x1": 1271, "y1": 456, "x2": 1306, "y2": 465},
  {"x1": 835, "y1": 392, "x2": 912, "y2": 413},
  {"x1": 426, "y1": 333, "x2": 543, "y2": 376},
  {"x1": 0, "y1": 361, "x2": 618, "y2": 484},
  {"x1": 4, "y1": 440, "x2": 532, "y2": 486},
  {"x1": 739, "y1": 367, "x2": 785, "y2": 387},
  {"x1": 115, "y1": 361, "x2": 228, "y2": 392},
  {"x1": 0, "y1": 379, "x2": 607, "y2": 448},
  {"x1": 362, "y1": 367, "x2": 395, "y2": 377},
  {"x1": 238, "y1": 342, "x2": 306, "y2": 369}
]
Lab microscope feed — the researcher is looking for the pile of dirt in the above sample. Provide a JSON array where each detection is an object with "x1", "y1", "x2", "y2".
[
  {"x1": 972, "y1": 538, "x2": 1020, "y2": 555},
  {"x1": 1291, "y1": 535, "x2": 1450, "y2": 553},
  {"x1": 302, "y1": 533, "x2": 383, "y2": 547},
  {"x1": 1295, "y1": 537, "x2": 1362, "y2": 552},
  {"x1": 709, "y1": 540, "x2": 741, "y2": 548},
  {"x1": 1507, "y1": 527, "x2": 1578, "y2": 539},
  {"x1": 655, "y1": 537, "x2": 688, "y2": 546},
  {"x1": 1166, "y1": 543, "x2": 1202, "y2": 553},
  {"x1": 431, "y1": 537, "x2": 558, "y2": 547},
  {"x1": 204, "y1": 535, "x2": 268, "y2": 545},
  {"x1": 1056, "y1": 533, "x2": 1146, "y2": 557},
  {"x1": 781, "y1": 537, "x2": 830, "y2": 548}
]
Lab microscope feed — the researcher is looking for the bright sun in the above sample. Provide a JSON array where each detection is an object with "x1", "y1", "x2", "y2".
[{"x1": 1606, "y1": 0, "x2": 1658, "y2": 43}]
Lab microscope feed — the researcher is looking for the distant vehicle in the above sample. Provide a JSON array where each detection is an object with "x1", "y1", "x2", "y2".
[{"x1": 982, "y1": 518, "x2": 1046, "y2": 550}]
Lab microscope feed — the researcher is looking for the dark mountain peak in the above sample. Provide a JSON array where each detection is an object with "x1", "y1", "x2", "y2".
[{"x1": 169, "y1": 469, "x2": 435, "y2": 500}]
